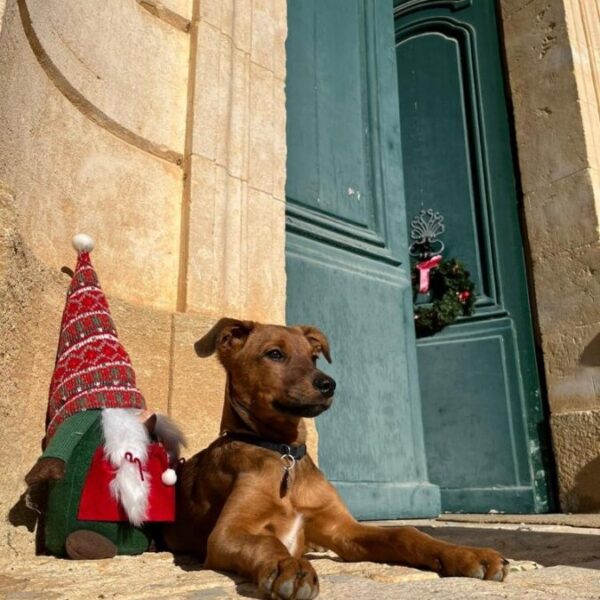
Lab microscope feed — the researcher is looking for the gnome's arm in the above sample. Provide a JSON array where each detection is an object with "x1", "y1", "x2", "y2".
[{"x1": 25, "y1": 411, "x2": 101, "y2": 485}]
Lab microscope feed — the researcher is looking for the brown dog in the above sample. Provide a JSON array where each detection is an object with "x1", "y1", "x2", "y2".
[{"x1": 163, "y1": 319, "x2": 507, "y2": 599}]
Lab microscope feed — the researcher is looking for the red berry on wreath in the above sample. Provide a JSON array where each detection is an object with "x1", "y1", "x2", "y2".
[{"x1": 412, "y1": 257, "x2": 475, "y2": 337}]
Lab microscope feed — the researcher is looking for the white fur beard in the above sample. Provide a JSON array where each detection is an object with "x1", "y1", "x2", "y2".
[{"x1": 101, "y1": 408, "x2": 150, "y2": 527}]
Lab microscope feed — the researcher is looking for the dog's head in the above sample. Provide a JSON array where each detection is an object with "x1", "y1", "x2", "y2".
[{"x1": 195, "y1": 319, "x2": 336, "y2": 420}]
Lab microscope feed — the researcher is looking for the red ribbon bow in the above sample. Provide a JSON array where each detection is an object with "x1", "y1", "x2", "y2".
[{"x1": 416, "y1": 255, "x2": 442, "y2": 294}]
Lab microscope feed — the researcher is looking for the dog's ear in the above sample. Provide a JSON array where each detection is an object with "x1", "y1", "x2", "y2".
[
  {"x1": 296, "y1": 325, "x2": 332, "y2": 363},
  {"x1": 194, "y1": 318, "x2": 255, "y2": 357}
]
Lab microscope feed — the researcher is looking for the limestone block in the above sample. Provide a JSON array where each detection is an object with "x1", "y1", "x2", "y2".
[
  {"x1": 551, "y1": 410, "x2": 600, "y2": 512},
  {"x1": 186, "y1": 156, "x2": 247, "y2": 317},
  {"x1": 198, "y1": 0, "x2": 221, "y2": 29},
  {"x1": 563, "y1": 0, "x2": 600, "y2": 173},
  {"x1": 248, "y1": 62, "x2": 275, "y2": 194},
  {"x1": 500, "y1": 0, "x2": 589, "y2": 193},
  {"x1": 233, "y1": 0, "x2": 252, "y2": 54},
  {"x1": 191, "y1": 20, "x2": 221, "y2": 160},
  {"x1": 185, "y1": 154, "x2": 220, "y2": 315},
  {"x1": 191, "y1": 25, "x2": 251, "y2": 179},
  {"x1": 499, "y1": 0, "x2": 537, "y2": 19},
  {"x1": 25, "y1": 0, "x2": 189, "y2": 154},
  {"x1": 215, "y1": 43, "x2": 251, "y2": 179},
  {"x1": 220, "y1": 0, "x2": 234, "y2": 40},
  {"x1": 199, "y1": 0, "x2": 253, "y2": 53},
  {"x1": 110, "y1": 299, "x2": 172, "y2": 416},
  {"x1": 272, "y1": 0, "x2": 287, "y2": 80},
  {"x1": 523, "y1": 169, "x2": 599, "y2": 258},
  {"x1": 0, "y1": 1, "x2": 183, "y2": 310},
  {"x1": 530, "y1": 247, "x2": 600, "y2": 335},
  {"x1": 245, "y1": 189, "x2": 286, "y2": 323},
  {"x1": 214, "y1": 34, "x2": 235, "y2": 169},
  {"x1": 185, "y1": 156, "x2": 286, "y2": 322},
  {"x1": 169, "y1": 312, "x2": 227, "y2": 453},
  {"x1": 251, "y1": 0, "x2": 275, "y2": 72},
  {"x1": 542, "y1": 322, "x2": 600, "y2": 376}
]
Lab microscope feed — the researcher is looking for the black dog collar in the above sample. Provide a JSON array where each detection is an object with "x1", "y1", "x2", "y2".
[{"x1": 224, "y1": 432, "x2": 307, "y2": 461}]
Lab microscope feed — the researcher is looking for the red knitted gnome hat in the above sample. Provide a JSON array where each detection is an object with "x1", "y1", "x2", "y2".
[{"x1": 44, "y1": 234, "x2": 146, "y2": 446}]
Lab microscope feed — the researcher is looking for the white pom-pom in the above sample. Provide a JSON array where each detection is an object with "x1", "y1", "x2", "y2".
[
  {"x1": 161, "y1": 468, "x2": 177, "y2": 486},
  {"x1": 72, "y1": 233, "x2": 94, "y2": 254}
]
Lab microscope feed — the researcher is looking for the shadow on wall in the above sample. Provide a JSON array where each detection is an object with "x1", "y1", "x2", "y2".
[
  {"x1": 8, "y1": 485, "x2": 47, "y2": 554},
  {"x1": 580, "y1": 333, "x2": 600, "y2": 367},
  {"x1": 549, "y1": 331, "x2": 600, "y2": 410},
  {"x1": 570, "y1": 332, "x2": 600, "y2": 511},
  {"x1": 571, "y1": 455, "x2": 600, "y2": 512}
]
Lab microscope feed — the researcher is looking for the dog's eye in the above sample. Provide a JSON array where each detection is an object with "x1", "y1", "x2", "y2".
[
  {"x1": 311, "y1": 355, "x2": 318, "y2": 365},
  {"x1": 265, "y1": 349, "x2": 285, "y2": 361}
]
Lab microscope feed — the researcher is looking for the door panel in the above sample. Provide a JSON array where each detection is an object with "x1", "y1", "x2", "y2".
[
  {"x1": 419, "y1": 320, "x2": 530, "y2": 487},
  {"x1": 395, "y1": 0, "x2": 553, "y2": 512},
  {"x1": 286, "y1": 0, "x2": 440, "y2": 519},
  {"x1": 397, "y1": 25, "x2": 491, "y2": 297}
]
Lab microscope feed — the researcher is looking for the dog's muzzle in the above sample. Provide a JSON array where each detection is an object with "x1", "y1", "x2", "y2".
[{"x1": 272, "y1": 397, "x2": 333, "y2": 418}]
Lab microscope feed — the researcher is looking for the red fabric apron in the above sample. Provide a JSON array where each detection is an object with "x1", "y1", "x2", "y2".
[{"x1": 78, "y1": 443, "x2": 175, "y2": 522}]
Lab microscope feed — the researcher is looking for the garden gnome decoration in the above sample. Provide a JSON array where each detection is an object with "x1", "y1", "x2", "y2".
[{"x1": 25, "y1": 234, "x2": 184, "y2": 559}]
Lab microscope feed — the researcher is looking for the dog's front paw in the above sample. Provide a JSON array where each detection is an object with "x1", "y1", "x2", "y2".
[
  {"x1": 436, "y1": 546, "x2": 508, "y2": 581},
  {"x1": 258, "y1": 557, "x2": 319, "y2": 600}
]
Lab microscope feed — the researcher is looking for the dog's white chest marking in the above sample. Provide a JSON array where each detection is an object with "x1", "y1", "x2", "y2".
[{"x1": 279, "y1": 514, "x2": 303, "y2": 555}]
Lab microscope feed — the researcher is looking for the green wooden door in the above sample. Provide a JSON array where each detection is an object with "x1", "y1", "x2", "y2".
[
  {"x1": 394, "y1": 0, "x2": 554, "y2": 512},
  {"x1": 285, "y1": 0, "x2": 440, "y2": 519}
]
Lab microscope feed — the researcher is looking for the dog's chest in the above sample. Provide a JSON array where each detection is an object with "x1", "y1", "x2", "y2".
[{"x1": 277, "y1": 513, "x2": 304, "y2": 556}]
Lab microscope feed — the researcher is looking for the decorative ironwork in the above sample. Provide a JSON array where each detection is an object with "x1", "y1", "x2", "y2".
[{"x1": 409, "y1": 209, "x2": 445, "y2": 259}]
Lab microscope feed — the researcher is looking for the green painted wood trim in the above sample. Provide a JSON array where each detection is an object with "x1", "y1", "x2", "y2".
[
  {"x1": 441, "y1": 487, "x2": 539, "y2": 515},
  {"x1": 333, "y1": 481, "x2": 441, "y2": 520}
]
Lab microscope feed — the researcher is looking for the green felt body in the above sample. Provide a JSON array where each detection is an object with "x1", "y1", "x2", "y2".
[{"x1": 43, "y1": 411, "x2": 150, "y2": 557}]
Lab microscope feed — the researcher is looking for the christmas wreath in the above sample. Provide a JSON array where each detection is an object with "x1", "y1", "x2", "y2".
[{"x1": 412, "y1": 256, "x2": 475, "y2": 337}]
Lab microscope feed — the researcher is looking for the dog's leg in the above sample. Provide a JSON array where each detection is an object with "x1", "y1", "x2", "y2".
[
  {"x1": 303, "y1": 475, "x2": 508, "y2": 581},
  {"x1": 205, "y1": 484, "x2": 319, "y2": 600}
]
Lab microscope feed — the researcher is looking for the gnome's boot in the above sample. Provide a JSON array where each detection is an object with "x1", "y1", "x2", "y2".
[{"x1": 65, "y1": 530, "x2": 117, "y2": 560}]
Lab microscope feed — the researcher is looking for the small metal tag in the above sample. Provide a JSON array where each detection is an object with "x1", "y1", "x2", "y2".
[{"x1": 279, "y1": 453, "x2": 296, "y2": 497}]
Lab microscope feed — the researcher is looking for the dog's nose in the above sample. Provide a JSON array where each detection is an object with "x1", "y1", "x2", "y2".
[{"x1": 313, "y1": 374, "x2": 336, "y2": 397}]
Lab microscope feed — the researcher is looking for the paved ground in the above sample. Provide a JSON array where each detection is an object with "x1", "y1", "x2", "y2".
[{"x1": 3, "y1": 517, "x2": 600, "y2": 599}]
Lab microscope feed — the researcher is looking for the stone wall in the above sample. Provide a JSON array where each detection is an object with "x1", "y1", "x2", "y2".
[
  {"x1": 0, "y1": 0, "x2": 290, "y2": 556},
  {"x1": 499, "y1": 0, "x2": 600, "y2": 511}
]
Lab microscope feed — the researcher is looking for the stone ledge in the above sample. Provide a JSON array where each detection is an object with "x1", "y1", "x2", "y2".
[{"x1": 0, "y1": 552, "x2": 437, "y2": 599}]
